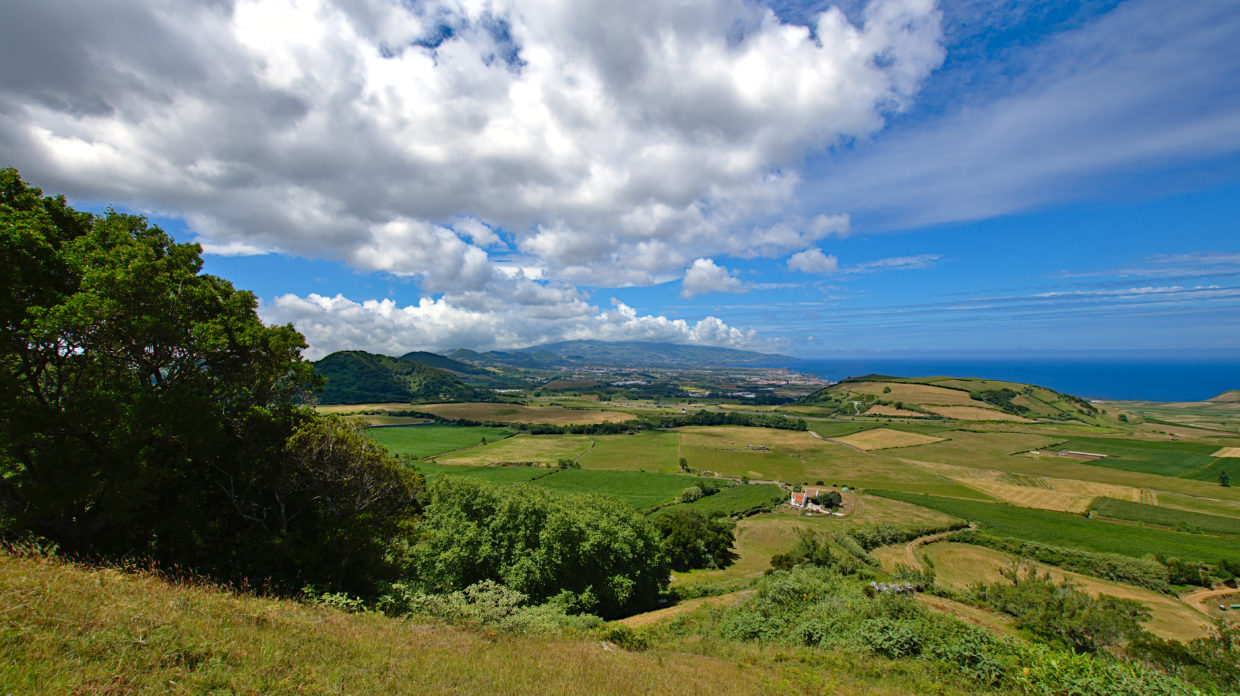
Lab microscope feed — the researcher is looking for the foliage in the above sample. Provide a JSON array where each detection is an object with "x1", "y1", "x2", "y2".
[
  {"x1": 659, "y1": 483, "x2": 784, "y2": 518},
  {"x1": 769, "y1": 530, "x2": 858, "y2": 574},
  {"x1": 970, "y1": 564, "x2": 1149, "y2": 653},
  {"x1": 377, "y1": 579, "x2": 601, "y2": 635},
  {"x1": 652, "y1": 508, "x2": 736, "y2": 571},
  {"x1": 0, "y1": 169, "x2": 419, "y2": 594},
  {"x1": 814, "y1": 490, "x2": 843, "y2": 509},
  {"x1": 642, "y1": 409, "x2": 808, "y2": 431},
  {"x1": 869, "y1": 491, "x2": 1240, "y2": 564},
  {"x1": 412, "y1": 477, "x2": 667, "y2": 619}
]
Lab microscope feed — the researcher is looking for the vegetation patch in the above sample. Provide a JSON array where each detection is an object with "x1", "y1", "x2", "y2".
[
  {"x1": 417, "y1": 402, "x2": 636, "y2": 425},
  {"x1": 1050, "y1": 436, "x2": 1220, "y2": 477},
  {"x1": 658, "y1": 483, "x2": 785, "y2": 518},
  {"x1": 576, "y1": 431, "x2": 681, "y2": 472},
  {"x1": 412, "y1": 461, "x2": 553, "y2": 485},
  {"x1": 1088, "y1": 497, "x2": 1240, "y2": 537},
  {"x1": 922, "y1": 405, "x2": 1032, "y2": 422},
  {"x1": 832, "y1": 428, "x2": 946, "y2": 451},
  {"x1": 531, "y1": 469, "x2": 715, "y2": 510},
  {"x1": 868, "y1": 491, "x2": 1240, "y2": 564},
  {"x1": 367, "y1": 424, "x2": 515, "y2": 458},
  {"x1": 435, "y1": 434, "x2": 593, "y2": 466}
]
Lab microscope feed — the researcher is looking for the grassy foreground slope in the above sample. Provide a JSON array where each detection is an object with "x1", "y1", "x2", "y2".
[{"x1": 0, "y1": 553, "x2": 955, "y2": 696}]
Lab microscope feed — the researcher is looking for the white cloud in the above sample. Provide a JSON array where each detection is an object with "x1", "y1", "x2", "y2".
[
  {"x1": 787, "y1": 248, "x2": 840, "y2": 274},
  {"x1": 681, "y1": 258, "x2": 746, "y2": 298},
  {"x1": 844, "y1": 253, "x2": 940, "y2": 273},
  {"x1": 262, "y1": 293, "x2": 772, "y2": 360},
  {"x1": 197, "y1": 240, "x2": 271, "y2": 256},
  {"x1": 0, "y1": 0, "x2": 944, "y2": 284}
]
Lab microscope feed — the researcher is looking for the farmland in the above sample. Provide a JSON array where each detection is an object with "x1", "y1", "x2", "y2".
[
  {"x1": 919, "y1": 543, "x2": 1213, "y2": 642},
  {"x1": 1088, "y1": 497, "x2": 1240, "y2": 536},
  {"x1": 412, "y1": 461, "x2": 554, "y2": 485},
  {"x1": 434, "y1": 434, "x2": 593, "y2": 465},
  {"x1": 577, "y1": 431, "x2": 681, "y2": 472},
  {"x1": 416, "y1": 402, "x2": 636, "y2": 425},
  {"x1": 868, "y1": 491, "x2": 1240, "y2": 563},
  {"x1": 830, "y1": 427, "x2": 945, "y2": 450},
  {"x1": 530, "y1": 469, "x2": 712, "y2": 509},
  {"x1": 366, "y1": 424, "x2": 515, "y2": 458},
  {"x1": 657, "y1": 483, "x2": 785, "y2": 517},
  {"x1": 1049, "y1": 436, "x2": 1220, "y2": 477}
]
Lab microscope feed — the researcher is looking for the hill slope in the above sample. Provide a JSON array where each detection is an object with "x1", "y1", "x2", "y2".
[
  {"x1": 451, "y1": 340, "x2": 791, "y2": 368},
  {"x1": 314, "y1": 351, "x2": 488, "y2": 404},
  {"x1": 799, "y1": 374, "x2": 1101, "y2": 422},
  {"x1": 1208, "y1": 389, "x2": 1240, "y2": 403},
  {"x1": 0, "y1": 552, "x2": 945, "y2": 696}
]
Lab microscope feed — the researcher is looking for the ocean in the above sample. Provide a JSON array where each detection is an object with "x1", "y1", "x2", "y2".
[{"x1": 765, "y1": 357, "x2": 1240, "y2": 402}]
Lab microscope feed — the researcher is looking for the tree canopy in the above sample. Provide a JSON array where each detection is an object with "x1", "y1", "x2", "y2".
[{"x1": 0, "y1": 168, "x2": 419, "y2": 593}]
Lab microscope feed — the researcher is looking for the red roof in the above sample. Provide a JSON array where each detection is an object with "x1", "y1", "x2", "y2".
[{"x1": 791, "y1": 492, "x2": 808, "y2": 504}]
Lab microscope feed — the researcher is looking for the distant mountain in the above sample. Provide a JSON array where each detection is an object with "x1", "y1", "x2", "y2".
[
  {"x1": 449, "y1": 340, "x2": 792, "y2": 368},
  {"x1": 398, "y1": 350, "x2": 489, "y2": 375},
  {"x1": 313, "y1": 351, "x2": 489, "y2": 404}
]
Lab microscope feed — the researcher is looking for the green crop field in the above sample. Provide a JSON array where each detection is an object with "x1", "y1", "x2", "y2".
[
  {"x1": 1050, "y1": 436, "x2": 1220, "y2": 477},
  {"x1": 367, "y1": 425, "x2": 515, "y2": 458},
  {"x1": 1156, "y1": 490, "x2": 1240, "y2": 518},
  {"x1": 1184, "y1": 458, "x2": 1239, "y2": 483},
  {"x1": 869, "y1": 490, "x2": 1240, "y2": 563},
  {"x1": 531, "y1": 469, "x2": 711, "y2": 510},
  {"x1": 411, "y1": 461, "x2": 553, "y2": 485},
  {"x1": 803, "y1": 422, "x2": 869, "y2": 438},
  {"x1": 1088, "y1": 497, "x2": 1240, "y2": 536},
  {"x1": 656, "y1": 483, "x2": 785, "y2": 517},
  {"x1": 434, "y1": 434, "x2": 592, "y2": 466},
  {"x1": 577, "y1": 431, "x2": 681, "y2": 472}
]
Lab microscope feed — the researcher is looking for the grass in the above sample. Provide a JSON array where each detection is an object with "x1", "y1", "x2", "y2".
[
  {"x1": 367, "y1": 424, "x2": 515, "y2": 458},
  {"x1": 920, "y1": 543, "x2": 1213, "y2": 642},
  {"x1": 435, "y1": 434, "x2": 593, "y2": 466},
  {"x1": 412, "y1": 461, "x2": 554, "y2": 485},
  {"x1": 577, "y1": 431, "x2": 681, "y2": 472},
  {"x1": 671, "y1": 515, "x2": 813, "y2": 588},
  {"x1": 1184, "y1": 458, "x2": 1239, "y2": 483},
  {"x1": 531, "y1": 469, "x2": 712, "y2": 510},
  {"x1": 1050, "y1": 436, "x2": 1221, "y2": 477},
  {"x1": 0, "y1": 551, "x2": 891, "y2": 696},
  {"x1": 1088, "y1": 497, "x2": 1240, "y2": 536},
  {"x1": 1156, "y1": 491, "x2": 1240, "y2": 518},
  {"x1": 840, "y1": 381, "x2": 981, "y2": 406},
  {"x1": 416, "y1": 402, "x2": 635, "y2": 425},
  {"x1": 657, "y1": 483, "x2": 785, "y2": 517},
  {"x1": 868, "y1": 490, "x2": 1240, "y2": 564},
  {"x1": 831, "y1": 428, "x2": 945, "y2": 451}
]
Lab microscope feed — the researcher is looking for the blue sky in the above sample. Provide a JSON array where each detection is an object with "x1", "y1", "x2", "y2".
[{"x1": 3, "y1": 0, "x2": 1238, "y2": 358}]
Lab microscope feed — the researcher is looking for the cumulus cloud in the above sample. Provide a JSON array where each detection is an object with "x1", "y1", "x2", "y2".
[
  {"x1": 0, "y1": 0, "x2": 943, "y2": 285},
  {"x1": 681, "y1": 258, "x2": 746, "y2": 298},
  {"x1": 262, "y1": 293, "x2": 772, "y2": 360},
  {"x1": 787, "y1": 248, "x2": 840, "y2": 274}
]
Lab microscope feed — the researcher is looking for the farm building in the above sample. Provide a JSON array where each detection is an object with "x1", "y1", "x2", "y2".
[{"x1": 790, "y1": 491, "x2": 809, "y2": 507}]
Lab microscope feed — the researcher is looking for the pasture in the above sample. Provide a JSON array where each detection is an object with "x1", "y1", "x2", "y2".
[
  {"x1": 862, "y1": 405, "x2": 927, "y2": 417},
  {"x1": 831, "y1": 428, "x2": 945, "y2": 451},
  {"x1": 347, "y1": 415, "x2": 432, "y2": 427},
  {"x1": 658, "y1": 483, "x2": 785, "y2": 517},
  {"x1": 1088, "y1": 497, "x2": 1240, "y2": 536},
  {"x1": 530, "y1": 469, "x2": 711, "y2": 510},
  {"x1": 434, "y1": 434, "x2": 592, "y2": 465},
  {"x1": 367, "y1": 424, "x2": 514, "y2": 458},
  {"x1": 412, "y1": 462, "x2": 553, "y2": 485},
  {"x1": 1213, "y1": 447, "x2": 1240, "y2": 458},
  {"x1": 671, "y1": 515, "x2": 813, "y2": 589},
  {"x1": 868, "y1": 491, "x2": 1240, "y2": 563},
  {"x1": 1049, "y1": 436, "x2": 1220, "y2": 477},
  {"x1": 922, "y1": 406, "x2": 1031, "y2": 422},
  {"x1": 577, "y1": 431, "x2": 681, "y2": 472},
  {"x1": 317, "y1": 402, "x2": 418, "y2": 414},
  {"x1": 416, "y1": 402, "x2": 636, "y2": 425},
  {"x1": 842, "y1": 381, "x2": 980, "y2": 406},
  {"x1": 919, "y1": 543, "x2": 1213, "y2": 642},
  {"x1": 1157, "y1": 491, "x2": 1240, "y2": 518}
]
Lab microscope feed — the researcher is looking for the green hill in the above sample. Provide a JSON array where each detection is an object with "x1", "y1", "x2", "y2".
[
  {"x1": 314, "y1": 351, "x2": 489, "y2": 404},
  {"x1": 450, "y1": 340, "x2": 791, "y2": 368},
  {"x1": 799, "y1": 374, "x2": 1101, "y2": 422},
  {"x1": 399, "y1": 350, "x2": 489, "y2": 375},
  {"x1": 1208, "y1": 389, "x2": 1240, "y2": 403}
]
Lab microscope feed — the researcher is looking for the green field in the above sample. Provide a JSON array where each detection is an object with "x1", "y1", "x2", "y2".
[
  {"x1": 367, "y1": 425, "x2": 515, "y2": 458},
  {"x1": 531, "y1": 469, "x2": 712, "y2": 510},
  {"x1": 412, "y1": 462, "x2": 553, "y2": 485},
  {"x1": 435, "y1": 434, "x2": 592, "y2": 466},
  {"x1": 869, "y1": 490, "x2": 1240, "y2": 563},
  {"x1": 656, "y1": 483, "x2": 785, "y2": 517},
  {"x1": 1156, "y1": 490, "x2": 1240, "y2": 517},
  {"x1": 1051, "y1": 436, "x2": 1221, "y2": 477},
  {"x1": 577, "y1": 431, "x2": 680, "y2": 472},
  {"x1": 1184, "y1": 458, "x2": 1239, "y2": 483},
  {"x1": 1088, "y1": 497, "x2": 1240, "y2": 536}
]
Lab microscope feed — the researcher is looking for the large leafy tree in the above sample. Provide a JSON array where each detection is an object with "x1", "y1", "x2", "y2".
[{"x1": 0, "y1": 168, "x2": 419, "y2": 592}]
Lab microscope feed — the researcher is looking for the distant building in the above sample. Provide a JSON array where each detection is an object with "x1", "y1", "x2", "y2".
[{"x1": 790, "y1": 491, "x2": 809, "y2": 507}]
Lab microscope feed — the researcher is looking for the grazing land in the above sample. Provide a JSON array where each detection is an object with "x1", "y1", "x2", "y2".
[
  {"x1": 657, "y1": 483, "x2": 785, "y2": 517},
  {"x1": 347, "y1": 415, "x2": 433, "y2": 426},
  {"x1": 531, "y1": 469, "x2": 713, "y2": 509},
  {"x1": 671, "y1": 515, "x2": 813, "y2": 588},
  {"x1": 919, "y1": 543, "x2": 1213, "y2": 642},
  {"x1": 435, "y1": 434, "x2": 593, "y2": 465},
  {"x1": 844, "y1": 381, "x2": 982, "y2": 406},
  {"x1": 861, "y1": 404, "x2": 926, "y2": 417},
  {"x1": 1212, "y1": 446, "x2": 1240, "y2": 458},
  {"x1": 412, "y1": 461, "x2": 554, "y2": 485},
  {"x1": 1049, "y1": 436, "x2": 1219, "y2": 477},
  {"x1": 869, "y1": 491, "x2": 1240, "y2": 563},
  {"x1": 577, "y1": 431, "x2": 681, "y2": 472},
  {"x1": 417, "y1": 402, "x2": 636, "y2": 425},
  {"x1": 831, "y1": 427, "x2": 945, "y2": 450},
  {"x1": 1087, "y1": 497, "x2": 1240, "y2": 536},
  {"x1": 367, "y1": 424, "x2": 515, "y2": 458},
  {"x1": 922, "y1": 405, "x2": 1032, "y2": 421}
]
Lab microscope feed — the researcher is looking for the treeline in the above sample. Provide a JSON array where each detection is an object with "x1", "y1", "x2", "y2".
[
  {"x1": 384, "y1": 408, "x2": 808, "y2": 434},
  {"x1": 641, "y1": 410, "x2": 808, "y2": 431}
]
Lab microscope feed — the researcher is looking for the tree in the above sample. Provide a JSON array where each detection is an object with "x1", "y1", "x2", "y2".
[
  {"x1": 654, "y1": 508, "x2": 736, "y2": 572},
  {"x1": 1221, "y1": 470, "x2": 1231, "y2": 488},
  {"x1": 813, "y1": 490, "x2": 843, "y2": 509},
  {"x1": 0, "y1": 168, "x2": 419, "y2": 593}
]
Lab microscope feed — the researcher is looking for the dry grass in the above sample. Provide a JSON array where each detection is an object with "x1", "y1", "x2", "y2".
[
  {"x1": 862, "y1": 405, "x2": 927, "y2": 417},
  {"x1": 956, "y1": 480, "x2": 1095, "y2": 513},
  {"x1": 915, "y1": 595, "x2": 1016, "y2": 637},
  {"x1": 832, "y1": 428, "x2": 945, "y2": 451},
  {"x1": 316, "y1": 402, "x2": 417, "y2": 414},
  {"x1": 844, "y1": 382, "x2": 980, "y2": 406},
  {"x1": 1, "y1": 552, "x2": 936, "y2": 696},
  {"x1": 846, "y1": 493, "x2": 962, "y2": 527},
  {"x1": 905, "y1": 460, "x2": 1142, "y2": 513},
  {"x1": 1211, "y1": 446, "x2": 1240, "y2": 458},
  {"x1": 619, "y1": 591, "x2": 754, "y2": 628},
  {"x1": 922, "y1": 406, "x2": 1032, "y2": 422},
  {"x1": 418, "y1": 402, "x2": 636, "y2": 425},
  {"x1": 923, "y1": 543, "x2": 1215, "y2": 642},
  {"x1": 346, "y1": 415, "x2": 433, "y2": 426},
  {"x1": 672, "y1": 515, "x2": 813, "y2": 589}
]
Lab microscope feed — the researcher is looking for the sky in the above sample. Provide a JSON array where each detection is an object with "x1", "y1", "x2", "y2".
[{"x1": 2, "y1": 0, "x2": 1238, "y2": 359}]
